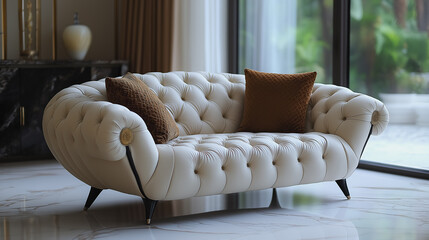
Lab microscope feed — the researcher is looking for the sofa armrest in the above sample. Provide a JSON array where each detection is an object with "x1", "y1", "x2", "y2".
[
  {"x1": 42, "y1": 80, "x2": 158, "y2": 194},
  {"x1": 308, "y1": 84, "x2": 389, "y2": 158}
]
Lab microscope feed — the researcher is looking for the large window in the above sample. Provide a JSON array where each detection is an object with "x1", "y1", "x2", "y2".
[
  {"x1": 238, "y1": 0, "x2": 333, "y2": 84},
  {"x1": 236, "y1": 0, "x2": 428, "y2": 176},
  {"x1": 350, "y1": 0, "x2": 429, "y2": 171}
]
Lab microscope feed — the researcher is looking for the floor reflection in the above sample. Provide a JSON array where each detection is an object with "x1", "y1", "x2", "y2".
[
  {"x1": 2, "y1": 160, "x2": 429, "y2": 240},
  {"x1": 2, "y1": 190, "x2": 359, "y2": 240}
]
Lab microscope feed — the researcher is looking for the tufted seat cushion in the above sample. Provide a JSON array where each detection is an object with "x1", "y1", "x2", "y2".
[{"x1": 143, "y1": 132, "x2": 356, "y2": 200}]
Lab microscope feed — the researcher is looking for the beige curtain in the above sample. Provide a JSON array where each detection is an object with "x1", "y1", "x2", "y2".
[{"x1": 119, "y1": 0, "x2": 174, "y2": 73}]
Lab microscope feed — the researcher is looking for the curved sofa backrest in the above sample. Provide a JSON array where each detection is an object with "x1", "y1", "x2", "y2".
[
  {"x1": 133, "y1": 72, "x2": 387, "y2": 159},
  {"x1": 134, "y1": 72, "x2": 246, "y2": 135},
  {"x1": 46, "y1": 71, "x2": 382, "y2": 142}
]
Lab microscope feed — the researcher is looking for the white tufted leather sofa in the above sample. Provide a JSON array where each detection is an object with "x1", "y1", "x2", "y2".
[{"x1": 43, "y1": 72, "x2": 389, "y2": 224}]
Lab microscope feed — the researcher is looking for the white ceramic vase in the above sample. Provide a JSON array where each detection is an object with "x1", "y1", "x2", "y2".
[{"x1": 63, "y1": 14, "x2": 92, "y2": 60}]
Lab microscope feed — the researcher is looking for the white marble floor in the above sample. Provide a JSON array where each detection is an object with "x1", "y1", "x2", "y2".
[{"x1": 1, "y1": 160, "x2": 429, "y2": 240}]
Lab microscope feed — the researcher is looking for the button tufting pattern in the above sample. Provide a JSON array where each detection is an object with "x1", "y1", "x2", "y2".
[
  {"x1": 144, "y1": 132, "x2": 357, "y2": 200},
  {"x1": 135, "y1": 72, "x2": 245, "y2": 135},
  {"x1": 42, "y1": 71, "x2": 389, "y2": 203}
]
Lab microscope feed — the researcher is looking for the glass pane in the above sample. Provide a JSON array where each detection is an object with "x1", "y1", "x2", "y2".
[
  {"x1": 238, "y1": 0, "x2": 333, "y2": 84},
  {"x1": 350, "y1": 0, "x2": 429, "y2": 170}
]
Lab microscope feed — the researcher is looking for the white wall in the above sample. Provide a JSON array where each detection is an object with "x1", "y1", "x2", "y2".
[{"x1": 1, "y1": 0, "x2": 116, "y2": 60}]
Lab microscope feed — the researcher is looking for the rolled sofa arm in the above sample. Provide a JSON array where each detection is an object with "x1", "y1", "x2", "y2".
[
  {"x1": 308, "y1": 84, "x2": 389, "y2": 158},
  {"x1": 42, "y1": 80, "x2": 158, "y2": 196}
]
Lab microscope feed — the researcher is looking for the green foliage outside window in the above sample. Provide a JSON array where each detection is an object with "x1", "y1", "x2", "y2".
[
  {"x1": 350, "y1": 0, "x2": 429, "y2": 97},
  {"x1": 295, "y1": 0, "x2": 332, "y2": 84},
  {"x1": 239, "y1": 0, "x2": 429, "y2": 96}
]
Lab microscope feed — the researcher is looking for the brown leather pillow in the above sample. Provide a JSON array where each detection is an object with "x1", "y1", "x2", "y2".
[
  {"x1": 238, "y1": 69, "x2": 317, "y2": 133},
  {"x1": 105, "y1": 72, "x2": 179, "y2": 144}
]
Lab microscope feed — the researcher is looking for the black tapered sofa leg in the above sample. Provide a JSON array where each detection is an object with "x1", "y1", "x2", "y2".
[
  {"x1": 269, "y1": 188, "x2": 281, "y2": 208},
  {"x1": 335, "y1": 179, "x2": 351, "y2": 200},
  {"x1": 84, "y1": 187, "x2": 103, "y2": 211},
  {"x1": 142, "y1": 198, "x2": 158, "y2": 225}
]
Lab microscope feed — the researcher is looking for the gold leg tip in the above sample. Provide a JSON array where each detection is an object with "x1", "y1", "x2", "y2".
[
  {"x1": 146, "y1": 219, "x2": 151, "y2": 225},
  {"x1": 346, "y1": 196, "x2": 351, "y2": 200}
]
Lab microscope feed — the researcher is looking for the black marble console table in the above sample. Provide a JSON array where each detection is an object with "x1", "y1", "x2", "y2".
[{"x1": 0, "y1": 60, "x2": 128, "y2": 161}]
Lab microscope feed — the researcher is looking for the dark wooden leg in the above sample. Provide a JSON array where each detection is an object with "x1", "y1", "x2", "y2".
[
  {"x1": 142, "y1": 198, "x2": 158, "y2": 225},
  {"x1": 336, "y1": 179, "x2": 351, "y2": 200},
  {"x1": 269, "y1": 188, "x2": 281, "y2": 208},
  {"x1": 84, "y1": 187, "x2": 103, "y2": 211}
]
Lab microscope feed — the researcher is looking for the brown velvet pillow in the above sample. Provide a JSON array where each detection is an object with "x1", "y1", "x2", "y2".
[
  {"x1": 238, "y1": 69, "x2": 317, "y2": 133},
  {"x1": 105, "y1": 72, "x2": 179, "y2": 144}
]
